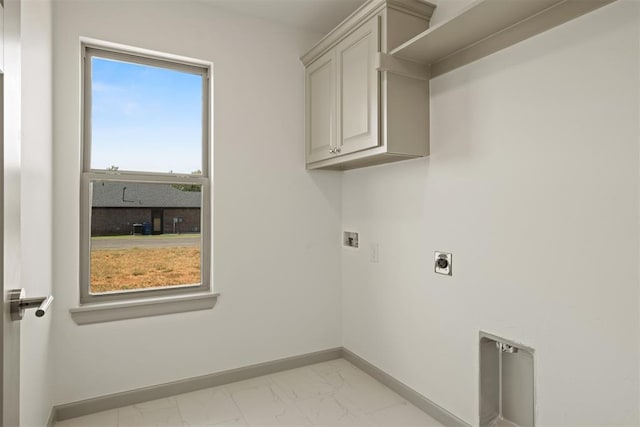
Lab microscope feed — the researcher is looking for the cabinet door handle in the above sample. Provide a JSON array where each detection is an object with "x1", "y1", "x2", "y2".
[
  {"x1": 329, "y1": 148, "x2": 335, "y2": 154},
  {"x1": 335, "y1": 147, "x2": 341, "y2": 153}
]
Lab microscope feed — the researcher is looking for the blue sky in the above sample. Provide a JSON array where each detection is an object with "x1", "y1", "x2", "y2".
[{"x1": 91, "y1": 57, "x2": 203, "y2": 174}]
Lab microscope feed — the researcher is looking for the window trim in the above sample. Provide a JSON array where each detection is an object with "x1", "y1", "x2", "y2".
[
  {"x1": 70, "y1": 292, "x2": 219, "y2": 325},
  {"x1": 80, "y1": 41, "x2": 213, "y2": 305}
]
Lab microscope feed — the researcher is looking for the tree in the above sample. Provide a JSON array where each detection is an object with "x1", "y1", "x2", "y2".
[{"x1": 172, "y1": 170, "x2": 202, "y2": 192}]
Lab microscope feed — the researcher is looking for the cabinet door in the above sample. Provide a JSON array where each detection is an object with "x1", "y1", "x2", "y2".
[
  {"x1": 305, "y1": 50, "x2": 336, "y2": 164},
  {"x1": 336, "y1": 16, "x2": 380, "y2": 156}
]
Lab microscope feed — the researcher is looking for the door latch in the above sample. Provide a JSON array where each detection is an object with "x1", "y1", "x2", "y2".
[{"x1": 9, "y1": 289, "x2": 54, "y2": 321}]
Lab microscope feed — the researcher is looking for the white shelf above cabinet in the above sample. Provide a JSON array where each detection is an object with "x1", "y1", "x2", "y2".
[{"x1": 391, "y1": 0, "x2": 616, "y2": 78}]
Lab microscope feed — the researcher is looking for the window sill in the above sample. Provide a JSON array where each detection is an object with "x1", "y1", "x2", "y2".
[{"x1": 69, "y1": 292, "x2": 219, "y2": 325}]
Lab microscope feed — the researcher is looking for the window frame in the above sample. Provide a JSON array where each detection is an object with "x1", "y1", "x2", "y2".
[{"x1": 80, "y1": 42, "x2": 212, "y2": 305}]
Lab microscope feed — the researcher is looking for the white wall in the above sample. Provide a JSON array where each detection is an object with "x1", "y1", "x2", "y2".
[
  {"x1": 51, "y1": 1, "x2": 341, "y2": 404},
  {"x1": 342, "y1": 1, "x2": 640, "y2": 426},
  {"x1": 20, "y1": 0, "x2": 54, "y2": 424}
]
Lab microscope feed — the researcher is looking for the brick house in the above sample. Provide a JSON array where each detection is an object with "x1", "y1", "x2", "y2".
[{"x1": 91, "y1": 181, "x2": 201, "y2": 236}]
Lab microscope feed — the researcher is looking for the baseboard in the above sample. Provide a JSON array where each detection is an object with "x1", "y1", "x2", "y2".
[
  {"x1": 53, "y1": 347, "x2": 342, "y2": 422},
  {"x1": 52, "y1": 346, "x2": 469, "y2": 427},
  {"x1": 47, "y1": 407, "x2": 56, "y2": 427},
  {"x1": 342, "y1": 348, "x2": 472, "y2": 427}
]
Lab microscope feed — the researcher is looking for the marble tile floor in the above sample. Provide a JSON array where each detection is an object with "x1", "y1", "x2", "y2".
[{"x1": 55, "y1": 358, "x2": 444, "y2": 427}]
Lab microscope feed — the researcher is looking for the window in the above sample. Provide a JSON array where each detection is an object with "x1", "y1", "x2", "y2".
[{"x1": 80, "y1": 43, "x2": 211, "y2": 304}]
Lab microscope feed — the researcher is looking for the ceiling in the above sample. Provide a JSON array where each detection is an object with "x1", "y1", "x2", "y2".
[{"x1": 202, "y1": 0, "x2": 369, "y2": 34}]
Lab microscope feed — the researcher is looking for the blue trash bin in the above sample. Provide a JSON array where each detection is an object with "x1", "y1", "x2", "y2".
[{"x1": 142, "y1": 222, "x2": 152, "y2": 235}]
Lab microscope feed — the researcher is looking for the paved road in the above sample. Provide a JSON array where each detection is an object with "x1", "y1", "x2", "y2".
[{"x1": 91, "y1": 235, "x2": 200, "y2": 250}]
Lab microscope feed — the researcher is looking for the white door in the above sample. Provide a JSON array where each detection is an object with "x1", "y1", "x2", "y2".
[
  {"x1": 1, "y1": 71, "x2": 21, "y2": 427},
  {"x1": 336, "y1": 16, "x2": 380, "y2": 156},
  {"x1": 2, "y1": 0, "x2": 21, "y2": 424},
  {"x1": 305, "y1": 49, "x2": 336, "y2": 164}
]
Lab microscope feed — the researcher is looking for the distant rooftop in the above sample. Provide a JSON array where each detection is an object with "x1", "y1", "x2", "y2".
[{"x1": 91, "y1": 181, "x2": 201, "y2": 208}]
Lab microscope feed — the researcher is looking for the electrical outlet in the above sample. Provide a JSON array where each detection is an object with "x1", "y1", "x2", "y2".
[{"x1": 435, "y1": 251, "x2": 452, "y2": 275}]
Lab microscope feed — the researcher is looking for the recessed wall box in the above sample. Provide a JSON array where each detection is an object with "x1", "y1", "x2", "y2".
[
  {"x1": 480, "y1": 332, "x2": 535, "y2": 427},
  {"x1": 343, "y1": 232, "x2": 358, "y2": 248}
]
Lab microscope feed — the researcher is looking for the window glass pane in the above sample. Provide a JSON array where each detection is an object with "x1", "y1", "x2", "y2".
[
  {"x1": 90, "y1": 180, "x2": 202, "y2": 294},
  {"x1": 90, "y1": 57, "x2": 203, "y2": 174}
]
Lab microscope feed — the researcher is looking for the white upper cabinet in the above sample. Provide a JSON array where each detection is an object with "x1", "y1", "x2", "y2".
[
  {"x1": 305, "y1": 49, "x2": 336, "y2": 163},
  {"x1": 336, "y1": 17, "x2": 379, "y2": 157},
  {"x1": 301, "y1": 0, "x2": 435, "y2": 171}
]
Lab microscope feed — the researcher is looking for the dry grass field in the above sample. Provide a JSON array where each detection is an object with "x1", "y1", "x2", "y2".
[{"x1": 90, "y1": 246, "x2": 201, "y2": 293}]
